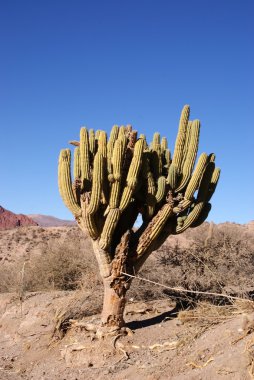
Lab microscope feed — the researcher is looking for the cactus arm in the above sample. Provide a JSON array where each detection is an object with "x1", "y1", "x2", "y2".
[
  {"x1": 118, "y1": 125, "x2": 126, "y2": 139},
  {"x1": 191, "y1": 203, "x2": 212, "y2": 228},
  {"x1": 109, "y1": 125, "x2": 119, "y2": 144},
  {"x1": 58, "y1": 149, "x2": 81, "y2": 217},
  {"x1": 172, "y1": 105, "x2": 190, "y2": 172},
  {"x1": 180, "y1": 120, "x2": 192, "y2": 171},
  {"x1": 136, "y1": 191, "x2": 174, "y2": 257},
  {"x1": 208, "y1": 153, "x2": 216, "y2": 162},
  {"x1": 161, "y1": 137, "x2": 168, "y2": 152},
  {"x1": 80, "y1": 196, "x2": 99, "y2": 239},
  {"x1": 99, "y1": 209, "x2": 121, "y2": 249},
  {"x1": 176, "y1": 164, "x2": 220, "y2": 232},
  {"x1": 139, "y1": 134, "x2": 148, "y2": 149},
  {"x1": 109, "y1": 139, "x2": 125, "y2": 208},
  {"x1": 176, "y1": 120, "x2": 200, "y2": 192},
  {"x1": 155, "y1": 176, "x2": 166, "y2": 203},
  {"x1": 164, "y1": 149, "x2": 171, "y2": 172},
  {"x1": 140, "y1": 152, "x2": 156, "y2": 220},
  {"x1": 107, "y1": 125, "x2": 119, "y2": 177},
  {"x1": 196, "y1": 161, "x2": 215, "y2": 202},
  {"x1": 184, "y1": 153, "x2": 208, "y2": 200},
  {"x1": 175, "y1": 201, "x2": 205, "y2": 233},
  {"x1": 150, "y1": 132, "x2": 162, "y2": 180},
  {"x1": 80, "y1": 127, "x2": 91, "y2": 190},
  {"x1": 206, "y1": 167, "x2": 221, "y2": 201},
  {"x1": 166, "y1": 164, "x2": 179, "y2": 190},
  {"x1": 119, "y1": 139, "x2": 144, "y2": 211},
  {"x1": 89, "y1": 129, "x2": 96, "y2": 157},
  {"x1": 97, "y1": 131, "x2": 107, "y2": 158},
  {"x1": 95, "y1": 130, "x2": 101, "y2": 139},
  {"x1": 73, "y1": 147, "x2": 81, "y2": 179},
  {"x1": 145, "y1": 172, "x2": 157, "y2": 219},
  {"x1": 86, "y1": 152, "x2": 104, "y2": 215},
  {"x1": 106, "y1": 141, "x2": 114, "y2": 177},
  {"x1": 152, "y1": 132, "x2": 160, "y2": 149}
]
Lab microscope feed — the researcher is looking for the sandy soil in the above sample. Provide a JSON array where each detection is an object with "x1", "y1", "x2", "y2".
[
  {"x1": 0, "y1": 291, "x2": 254, "y2": 380},
  {"x1": 1, "y1": 222, "x2": 254, "y2": 379}
]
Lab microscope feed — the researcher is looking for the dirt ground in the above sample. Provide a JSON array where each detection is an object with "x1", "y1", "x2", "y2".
[
  {"x1": 1, "y1": 222, "x2": 254, "y2": 379},
  {"x1": 1, "y1": 291, "x2": 254, "y2": 380}
]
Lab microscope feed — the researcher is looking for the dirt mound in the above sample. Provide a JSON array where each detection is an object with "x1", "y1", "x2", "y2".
[{"x1": 0, "y1": 206, "x2": 38, "y2": 230}]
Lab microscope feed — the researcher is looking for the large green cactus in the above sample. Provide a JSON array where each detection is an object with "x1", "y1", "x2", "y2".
[{"x1": 58, "y1": 106, "x2": 220, "y2": 329}]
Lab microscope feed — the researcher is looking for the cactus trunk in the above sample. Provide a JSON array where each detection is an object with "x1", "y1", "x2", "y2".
[{"x1": 101, "y1": 277, "x2": 128, "y2": 328}]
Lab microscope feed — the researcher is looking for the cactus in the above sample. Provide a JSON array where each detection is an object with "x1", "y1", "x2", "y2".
[
  {"x1": 73, "y1": 147, "x2": 81, "y2": 179},
  {"x1": 86, "y1": 152, "x2": 104, "y2": 215},
  {"x1": 80, "y1": 127, "x2": 90, "y2": 190},
  {"x1": 58, "y1": 105, "x2": 220, "y2": 329},
  {"x1": 89, "y1": 129, "x2": 96, "y2": 157},
  {"x1": 161, "y1": 137, "x2": 168, "y2": 152},
  {"x1": 155, "y1": 176, "x2": 166, "y2": 203},
  {"x1": 109, "y1": 139, "x2": 125, "y2": 208},
  {"x1": 58, "y1": 149, "x2": 81, "y2": 217},
  {"x1": 119, "y1": 138, "x2": 144, "y2": 212}
]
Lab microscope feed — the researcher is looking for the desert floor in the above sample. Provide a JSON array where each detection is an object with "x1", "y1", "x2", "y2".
[{"x1": 1, "y1": 223, "x2": 254, "y2": 379}]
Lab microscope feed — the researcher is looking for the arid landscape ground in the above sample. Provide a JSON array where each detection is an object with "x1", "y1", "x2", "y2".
[{"x1": 1, "y1": 210, "x2": 254, "y2": 379}]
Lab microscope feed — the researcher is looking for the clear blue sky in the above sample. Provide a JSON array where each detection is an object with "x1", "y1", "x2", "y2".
[{"x1": 0, "y1": 0, "x2": 253, "y2": 223}]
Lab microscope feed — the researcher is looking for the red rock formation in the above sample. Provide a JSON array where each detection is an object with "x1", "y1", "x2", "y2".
[{"x1": 0, "y1": 206, "x2": 38, "y2": 230}]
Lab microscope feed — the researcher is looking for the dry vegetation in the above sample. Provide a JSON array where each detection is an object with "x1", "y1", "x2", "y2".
[
  {"x1": 1, "y1": 222, "x2": 254, "y2": 300},
  {"x1": 1, "y1": 222, "x2": 254, "y2": 379}
]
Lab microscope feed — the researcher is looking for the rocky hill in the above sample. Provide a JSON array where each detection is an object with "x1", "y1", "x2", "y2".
[{"x1": 0, "y1": 206, "x2": 38, "y2": 230}]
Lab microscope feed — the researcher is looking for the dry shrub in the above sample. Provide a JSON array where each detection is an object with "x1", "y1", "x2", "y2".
[
  {"x1": 1, "y1": 222, "x2": 253, "y2": 306},
  {"x1": 0, "y1": 230, "x2": 101, "y2": 293},
  {"x1": 24, "y1": 240, "x2": 100, "y2": 291},
  {"x1": 155, "y1": 223, "x2": 254, "y2": 298}
]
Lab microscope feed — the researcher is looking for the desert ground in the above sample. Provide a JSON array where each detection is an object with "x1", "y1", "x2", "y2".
[{"x1": 1, "y1": 221, "x2": 254, "y2": 379}]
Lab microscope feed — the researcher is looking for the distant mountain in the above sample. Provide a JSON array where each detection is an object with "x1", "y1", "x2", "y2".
[
  {"x1": 0, "y1": 206, "x2": 38, "y2": 230},
  {"x1": 28, "y1": 214, "x2": 76, "y2": 227}
]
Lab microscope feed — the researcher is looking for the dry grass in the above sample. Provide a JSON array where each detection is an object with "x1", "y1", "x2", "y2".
[{"x1": 177, "y1": 299, "x2": 254, "y2": 348}]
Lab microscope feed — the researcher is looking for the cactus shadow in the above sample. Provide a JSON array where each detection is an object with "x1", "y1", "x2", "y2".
[{"x1": 126, "y1": 300, "x2": 189, "y2": 331}]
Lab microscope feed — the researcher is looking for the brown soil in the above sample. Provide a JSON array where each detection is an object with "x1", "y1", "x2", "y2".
[
  {"x1": 1, "y1": 292, "x2": 254, "y2": 379},
  {"x1": 1, "y1": 221, "x2": 254, "y2": 379}
]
